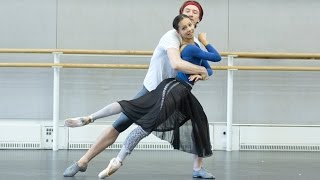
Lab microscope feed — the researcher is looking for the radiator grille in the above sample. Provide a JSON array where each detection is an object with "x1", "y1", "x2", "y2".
[
  {"x1": 69, "y1": 142, "x2": 174, "y2": 150},
  {"x1": 240, "y1": 144, "x2": 320, "y2": 151},
  {"x1": 69, "y1": 143, "x2": 214, "y2": 150},
  {"x1": 0, "y1": 142, "x2": 41, "y2": 149}
]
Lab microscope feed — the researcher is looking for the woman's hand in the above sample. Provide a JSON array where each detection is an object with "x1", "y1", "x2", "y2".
[{"x1": 198, "y1": 32, "x2": 209, "y2": 46}]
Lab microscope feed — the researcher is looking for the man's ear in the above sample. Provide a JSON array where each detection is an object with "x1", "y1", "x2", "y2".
[{"x1": 194, "y1": 22, "x2": 199, "y2": 28}]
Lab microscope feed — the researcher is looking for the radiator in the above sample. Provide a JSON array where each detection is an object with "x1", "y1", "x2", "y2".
[{"x1": 239, "y1": 126, "x2": 320, "y2": 151}]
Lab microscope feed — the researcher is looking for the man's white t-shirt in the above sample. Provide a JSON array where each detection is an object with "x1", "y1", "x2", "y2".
[
  {"x1": 143, "y1": 29, "x2": 204, "y2": 92},
  {"x1": 143, "y1": 29, "x2": 181, "y2": 91}
]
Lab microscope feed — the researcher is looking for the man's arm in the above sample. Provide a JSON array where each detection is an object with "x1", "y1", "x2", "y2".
[{"x1": 167, "y1": 48, "x2": 209, "y2": 79}]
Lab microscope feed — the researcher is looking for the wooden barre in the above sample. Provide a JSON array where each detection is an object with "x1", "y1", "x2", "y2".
[
  {"x1": 224, "y1": 52, "x2": 320, "y2": 59},
  {"x1": 0, "y1": 49, "x2": 153, "y2": 55},
  {"x1": 221, "y1": 66, "x2": 320, "y2": 71},
  {"x1": 0, "y1": 48, "x2": 319, "y2": 59},
  {"x1": 0, "y1": 63, "x2": 149, "y2": 69},
  {"x1": 1, "y1": 63, "x2": 320, "y2": 71}
]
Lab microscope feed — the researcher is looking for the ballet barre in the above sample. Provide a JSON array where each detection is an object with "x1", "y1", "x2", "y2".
[
  {"x1": 1, "y1": 63, "x2": 320, "y2": 71},
  {"x1": 0, "y1": 48, "x2": 320, "y2": 59}
]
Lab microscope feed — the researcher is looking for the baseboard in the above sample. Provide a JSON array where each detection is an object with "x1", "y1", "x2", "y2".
[{"x1": 240, "y1": 144, "x2": 320, "y2": 151}]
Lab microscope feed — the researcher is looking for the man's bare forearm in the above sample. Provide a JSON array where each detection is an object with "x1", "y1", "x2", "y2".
[
  {"x1": 176, "y1": 59, "x2": 207, "y2": 75},
  {"x1": 167, "y1": 48, "x2": 208, "y2": 76}
]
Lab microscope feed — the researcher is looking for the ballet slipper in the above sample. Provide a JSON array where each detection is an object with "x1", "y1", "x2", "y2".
[
  {"x1": 63, "y1": 162, "x2": 87, "y2": 177},
  {"x1": 64, "y1": 116, "x2": 92, "y2": 127},
  {"x1": 98, "y1": 158, "x2": 122, "y2": 178}
]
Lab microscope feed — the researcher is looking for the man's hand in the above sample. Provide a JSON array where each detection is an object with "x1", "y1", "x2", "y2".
[
  {"x1": 200, "y1": 66, "x2": 209, "y2": 80},
  {"x1": 189, "y1": 74, "x2": 209, "y2": 82},
  {"x1": 201, "y1": 73, "x2": 209, "y2": 80},
  {"x1": 189, "y1": 74, "x2": 202, "y2": 82}
]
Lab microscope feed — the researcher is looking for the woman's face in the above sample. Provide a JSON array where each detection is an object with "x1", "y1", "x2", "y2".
[
  {"x1": 182, "y1": 5, "x2": 200, "y2": 25},
  {"x1": 178, "y1": 17, "x2": 195, "y2": 40}
]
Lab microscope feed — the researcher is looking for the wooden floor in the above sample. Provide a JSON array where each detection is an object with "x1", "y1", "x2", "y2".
[{"x1": 0, "y1": 149, "x2": 319, "y2": 180}]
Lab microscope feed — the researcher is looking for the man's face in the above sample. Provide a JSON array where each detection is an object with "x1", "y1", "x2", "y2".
[{"x1": 181, "y1": 5, "x2": 200, "y2": 25}]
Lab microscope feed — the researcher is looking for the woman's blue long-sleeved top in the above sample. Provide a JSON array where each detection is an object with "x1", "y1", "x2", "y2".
[{"x1": 176, "y1": 43, "x2": 221, "y2": 85}]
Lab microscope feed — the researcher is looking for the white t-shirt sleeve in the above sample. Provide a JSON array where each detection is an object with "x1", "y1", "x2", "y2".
[{"x1": 159, "y1": 30, "x2": 181, "y2": 50}]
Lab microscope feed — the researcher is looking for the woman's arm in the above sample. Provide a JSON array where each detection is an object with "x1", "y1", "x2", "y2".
[
  {"x1": 196, "y1": 32, "x2": 222, "y2": 62},
  {"x1": 186, "y1": 44, "x2": 221, "y2": 62},
  {"x1": 201, "y1": 60, "x2": 213, "y2": 76},
  {"x1": 167, "y1": 48, "x2": 209, "y2": 79}
]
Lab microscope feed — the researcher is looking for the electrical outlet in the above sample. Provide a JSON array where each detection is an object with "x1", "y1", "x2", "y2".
[
  {"x1": 42, "y1": 126, "x2": 53, "y2": 149},
  {"x1": 213, "y1": 125, "x2": 227, "y2": 150}
]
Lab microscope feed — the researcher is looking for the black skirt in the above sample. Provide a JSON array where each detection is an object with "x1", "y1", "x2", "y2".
[{"x1": 118, "y1": 78, "x2": 212, "y2": 157}]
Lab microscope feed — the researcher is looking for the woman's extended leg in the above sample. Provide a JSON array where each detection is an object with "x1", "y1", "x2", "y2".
[
  {"x1": 64, "y1": 102, "x2": 123, "y2": 127},
  {"x1": 98, "y1": 126, "x2": 150, "y2": 178},
  {"x1": 63, "y1": 86, "x2": 149, "y2": 177}
]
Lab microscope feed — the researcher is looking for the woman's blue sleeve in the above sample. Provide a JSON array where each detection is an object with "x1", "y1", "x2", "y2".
[
  {"x1": 191, "y1": 44, "x2": 222, "y2": 62},
  {"x1": 201, "y1": 60, "x2": 213, "y2": 76}
]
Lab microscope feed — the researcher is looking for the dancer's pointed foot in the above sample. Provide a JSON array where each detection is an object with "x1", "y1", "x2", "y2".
[
  {"x1": 64, "y1": 116, "x2": 92, "y2": 127},
  {"x1": 98, "y1": 158, "x2": 122, "y2": 179},
  {"x1": 63, "y1": 162, "x2": 87, "y2": 177}
]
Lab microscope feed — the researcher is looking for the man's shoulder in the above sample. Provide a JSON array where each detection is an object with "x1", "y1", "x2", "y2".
[
  {"x1": 160, "y1": 29, "x2": 178, "y2": 39},
  {"x1": 157, "y1": 29, "x2": 180, "y2": 49}
]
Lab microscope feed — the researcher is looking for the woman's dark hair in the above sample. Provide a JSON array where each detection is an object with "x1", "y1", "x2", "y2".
[{"x1": 172, "y1": 14, "x2": 189, "y2": 31}]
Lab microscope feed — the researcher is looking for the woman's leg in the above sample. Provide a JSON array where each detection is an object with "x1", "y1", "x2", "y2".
[
  {"x1": 193, "y1": 155, "x2": 203, "y2": 170},
  {"x1": 98, "y1": 126, "x2": 150, "y2": 178},
  {"x1": 192, "y1": 155, "x2": 214, "y2": 179},
  {"x1": 63, "y1": 86, "x2": 149, "y2": 177},
  {"x1": 117, "y1": 126, "x2": 150, "y2": 162},
  {"x1": 64, "y1": 102, "x2": 123, "y2": 127},
  {"x1": 64, "y1": 86, "x2": 149, "y2": 128}
]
